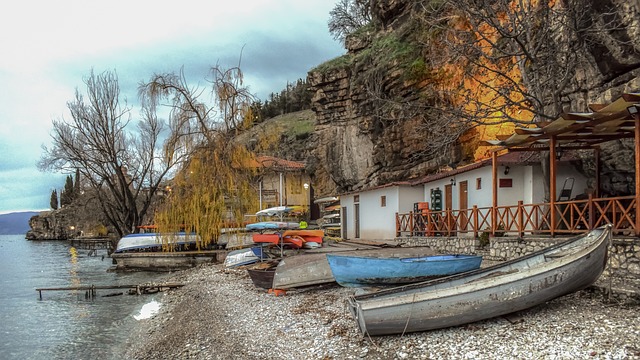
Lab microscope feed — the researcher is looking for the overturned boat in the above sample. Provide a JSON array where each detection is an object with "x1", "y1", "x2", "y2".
[
  {"x1": 348, "y1": 225, "x2": 611, "y2": 336},
  {"x1": 327, "y1": 253, "x2": 482, "y2": 287},
  {"x1": 113, "y1": 231, "x2": 203, "y2": 253}
]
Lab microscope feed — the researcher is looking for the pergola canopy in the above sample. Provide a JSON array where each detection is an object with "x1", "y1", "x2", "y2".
[
  {"x1": 482, "y1": 93, "x2": 640, "y2": 151},
  {"x1": 481, "y1": 92, "x2": 640, "y2": 237}
]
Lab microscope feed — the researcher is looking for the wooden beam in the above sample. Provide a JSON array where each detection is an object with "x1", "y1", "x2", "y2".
[
  {"x1": 595, "y1": 147, "x2": 601, "y2": 198},
  {"x1": 550, "y1": 136, "x2": 557, "y2": 237},
  {"x1": 635, "y1": 114, "x2": 640, "y2": 237},
  {"x1": 492, "y1": 151, "x2": 498, "y2": 236}
]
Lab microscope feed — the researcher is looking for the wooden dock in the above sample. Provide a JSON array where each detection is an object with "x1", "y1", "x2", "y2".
[
  {"x1": 36, "y1": 282, "x2": 184, "y2": 300},
  {"x1": 69, "y1": 237, "x2": 114, "y2": 255}
]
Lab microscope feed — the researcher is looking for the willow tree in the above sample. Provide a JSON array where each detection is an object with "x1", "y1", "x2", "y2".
[{"x1": 139, "y1": 64, "x2": 263, "y2": 249}]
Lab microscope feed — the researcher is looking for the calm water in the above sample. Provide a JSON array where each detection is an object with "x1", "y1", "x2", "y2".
[{"x1": 0, "y1": 235, "x2": 166, "y2": 359}]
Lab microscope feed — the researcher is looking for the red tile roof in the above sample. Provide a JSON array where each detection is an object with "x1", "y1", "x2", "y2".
[{"x1": 251, "y1": 155, "x2": 305, "y2": 171}]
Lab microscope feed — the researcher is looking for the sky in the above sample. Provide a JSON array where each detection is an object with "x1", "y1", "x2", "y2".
[{"x1": 0, "y1": 0, "x2": 344, "y2": 214}]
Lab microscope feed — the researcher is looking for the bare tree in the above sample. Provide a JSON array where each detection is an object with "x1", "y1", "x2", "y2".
[
  {"x1": 329, "y1": 0, "x2": 372, "y2": 44},
  {"x1": 39, "y1": 70, "x2": 187, "y2": 238},
  {"x1": 372, "y1": 0, "x2": 640, "y2": 203}
]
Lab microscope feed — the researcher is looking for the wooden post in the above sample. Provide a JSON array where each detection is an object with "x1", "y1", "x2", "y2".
[
  {"x1": 472, "y1": 205, "x2": 479, "y2": 238},
  {"x1": 550, "y1": 136, "x2": 557, "y2": 237},
  {"x1": 409, "y1": 211, "x2": 414, "y2": 237},
  {"x1": 635, "y1": 113, "x2": 640, "y2": 237},
  {"x1": 595, "y1": 147, "x2": 601, "y2": 198},
  {"x1": 588, "y1": 193, "x2": 594, "y2": 230},
  {"x1": 492, "y1": 151, "x2": 498, "y2": 236},
  {"x1": 395, "y1": 212, "x2": 400, "y2": 237},
  {"x1": 517, "y1": 200, "x2": 524, "y2": 237}
]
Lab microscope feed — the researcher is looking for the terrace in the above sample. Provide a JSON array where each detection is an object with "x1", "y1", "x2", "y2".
[{"x1": 397, "y1": 93, "x2": 640, "y2": 238}]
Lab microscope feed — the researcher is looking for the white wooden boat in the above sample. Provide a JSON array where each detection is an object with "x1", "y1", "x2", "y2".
[
  {"x1": 114, "y1": 232, "x2": 202, "y2": 253},
  {"x1": 348, "y1": 225, "x2": 611, "y2": 336}
]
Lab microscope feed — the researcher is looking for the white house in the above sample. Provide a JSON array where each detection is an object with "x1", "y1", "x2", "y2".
[
  {"x1": 339, "y1": 151, "x2": 589, "y2": 240},
  {"x1": 339, "y1": 181, "x2": 421, "y2": 240}
]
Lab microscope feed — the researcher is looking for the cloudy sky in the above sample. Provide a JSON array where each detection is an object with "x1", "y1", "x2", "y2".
[{"x1": 0, "y1": 0, "x2": 344, "y2": 214}]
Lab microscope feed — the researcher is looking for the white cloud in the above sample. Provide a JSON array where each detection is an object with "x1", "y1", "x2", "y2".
[{"x1": 0, "y1": 0, "x2": 343, "y2": 212}]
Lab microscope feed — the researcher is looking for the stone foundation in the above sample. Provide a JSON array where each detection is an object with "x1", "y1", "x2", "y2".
[{"x1": 398, "y1": 235, "x2": 640, "y2": 281}]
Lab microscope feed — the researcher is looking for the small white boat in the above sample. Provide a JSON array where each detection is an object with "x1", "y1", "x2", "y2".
[
  {"x1": 114, "y1": 232, "x2": 202, "y2": 253},
  {"x1": 224, "y1": 247, "x2": 269, "y2": 267}
]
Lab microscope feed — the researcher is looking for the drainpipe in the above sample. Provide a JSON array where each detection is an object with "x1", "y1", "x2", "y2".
[{"x1": 279, "y1": 172, "x2": 283, "y2": 206}]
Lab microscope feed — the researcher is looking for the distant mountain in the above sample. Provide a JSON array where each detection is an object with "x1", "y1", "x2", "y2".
[{"x1": 0, "y1": 211, "x2": 40, "y2": 235}]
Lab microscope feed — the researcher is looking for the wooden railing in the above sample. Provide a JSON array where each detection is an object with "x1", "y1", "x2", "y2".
[{"x1": 396, "y1": 195, "x2": 637, "y2": 237}]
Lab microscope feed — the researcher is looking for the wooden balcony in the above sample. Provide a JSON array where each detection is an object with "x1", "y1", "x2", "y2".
[{"x1": 396, "y1": 195, "x2": 637, "y2": 238}]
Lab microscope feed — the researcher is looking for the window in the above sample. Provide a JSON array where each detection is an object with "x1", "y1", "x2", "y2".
[
  {"x1": 381, "y1": 195, "x2": 386, "y2": 207},
  {"x1": 476, "y1": 178, "x2": 482, "y2": 190},
  {"x1": 354, "y1": 195, "x2": 359, "y2": 203},
  {"x1": 499, "y1": 179, "x2": 513, "y2": 188}
]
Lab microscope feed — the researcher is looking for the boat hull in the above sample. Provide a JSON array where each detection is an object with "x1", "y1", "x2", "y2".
[
  {"x1": 114, "y1": 232, "x2": 202, "y2": 253},
  {"x1": 327, "y1": 254, "x2": 482, "y2": 287},
  {"x1": 247, "y1": 268, "x2": 276, "y2": 289},
  {"x1": 348, "y1": 226, "x2": 611, "y2": 336},
  {"x1": 272, "y1": 247, "x2": 436, "y2": 290},
  {"x1": 224, "y1": 247, "x2": 268, "y2": 268},
  {"x1": 111, "y1": 250, "x2": 225, "y2": 271}
]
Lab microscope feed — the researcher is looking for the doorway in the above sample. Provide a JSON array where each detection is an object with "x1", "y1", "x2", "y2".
[{"x1": 459, "y1": 180, "x2": 468, "y2": 230}]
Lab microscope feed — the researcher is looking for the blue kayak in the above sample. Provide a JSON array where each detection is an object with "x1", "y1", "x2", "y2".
[
  {"x1": 326, "y1": 253, "x2": 482, "y2": 287},
  {"x1": 245, "y1": 221, "x2": 300, "y2": 231}
]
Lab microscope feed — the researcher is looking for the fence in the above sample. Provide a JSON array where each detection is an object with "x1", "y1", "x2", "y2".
[{"x1": 396, "y1": 195, "x2": 637, "y2": 237}]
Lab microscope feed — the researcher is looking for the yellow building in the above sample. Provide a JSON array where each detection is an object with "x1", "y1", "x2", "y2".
[{"x1": 252, "y1": 156, "x2": 311, "y2": 218}]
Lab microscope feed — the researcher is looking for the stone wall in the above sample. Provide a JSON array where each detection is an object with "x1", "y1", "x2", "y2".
[{"x1": 399, "y1": 235, "x2": 640, "y2": 281}]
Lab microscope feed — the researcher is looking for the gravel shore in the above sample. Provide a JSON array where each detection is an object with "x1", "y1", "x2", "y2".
[{"x1": 122, "y1": 263, "x2": 640, "y2": 360}]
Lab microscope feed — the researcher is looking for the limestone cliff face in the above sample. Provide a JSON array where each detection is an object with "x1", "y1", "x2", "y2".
[{"x1": 308, "y1": 0, "x2": 640, "y2": 197}]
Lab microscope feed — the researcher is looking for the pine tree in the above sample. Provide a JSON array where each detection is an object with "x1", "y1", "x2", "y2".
[
  {"x1": 74, "y1": 168, "x2": 81, "y2": 196},
  {"x1": 60, "y1": 175, "x2": 74, "y2": 206},
  {"x1": 50, "y1": 190, "x2": 58, "y2": 210}
]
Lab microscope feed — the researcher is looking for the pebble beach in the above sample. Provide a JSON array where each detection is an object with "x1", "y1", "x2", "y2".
[{"x1": 123, "y1": 264, "x2": 640, "y2": 360}]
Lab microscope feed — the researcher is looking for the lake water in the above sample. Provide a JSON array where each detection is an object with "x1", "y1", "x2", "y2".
[{"x1": 0, "y1": 234, "x2": 166, "y2": 359}]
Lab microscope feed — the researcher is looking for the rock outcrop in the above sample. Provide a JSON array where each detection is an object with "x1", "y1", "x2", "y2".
[{"x1": 307, "y1": 0, "x2": 640, "y2": 197}]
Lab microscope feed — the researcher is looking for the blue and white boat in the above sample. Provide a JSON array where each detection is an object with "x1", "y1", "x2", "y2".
[
  {"x1": 224, "y1": 247, "x2": 269, "y2": 267},
  {"x1": 326, "y1": 252, "x2": 482, "y2": 287},
  {"x1": 113, "y1": 232, "x2": 202, "y2": 253},
  {"x1": 245, "y1": 221, "x2": 300, "y2": 231}
]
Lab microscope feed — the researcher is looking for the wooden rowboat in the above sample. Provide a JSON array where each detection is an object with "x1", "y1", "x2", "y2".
[
  {"x1": 272, "y1": 246, "x2": 436, "y2": 290},
  {"x1": 348, "y1": 225, "x2": 611, "y2": 336},
  {"x1": 326, "y1": 253, "x2": 482, "y2": 287}
]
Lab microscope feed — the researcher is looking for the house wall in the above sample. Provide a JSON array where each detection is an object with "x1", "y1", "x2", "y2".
[
  {"x1": 422, "y1": 163, "x2": 589, "y2": 210},
  {"x1": 341, "y1": 194, "x2": 355, "y2": 239},
  {"x1": 341, "y1": 185, "x2": 423, "y2": 240},
  {"x1": 258, "y1": 171, "x2": 311, "y2": 211}
]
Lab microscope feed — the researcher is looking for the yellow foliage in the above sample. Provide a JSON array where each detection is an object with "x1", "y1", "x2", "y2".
[{"x1": 155, "y1": 134, "x2": 260, "y2": 250}]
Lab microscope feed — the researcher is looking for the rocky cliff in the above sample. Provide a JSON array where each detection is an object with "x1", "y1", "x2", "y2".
[
  {"x1": 26, "y1": 194, "x2": 114, "y2": 240},
  {"x1": 307, "y1": 0, "x2": 640, "y2": 197}
]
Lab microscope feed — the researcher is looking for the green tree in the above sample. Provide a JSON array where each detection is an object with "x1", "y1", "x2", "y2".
[
  {"x1": 60, "y1": 175, "x2": 74, "y2": 206},
  {"x1": 50, "y1": 189, "x2": 58, "y2": 210}
]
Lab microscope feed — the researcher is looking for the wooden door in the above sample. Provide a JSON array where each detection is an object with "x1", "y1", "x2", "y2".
[
  {"x1": 459, "y1": 181, "x2": 468, "y2": 230},
  {"x1": 354, "y1": 203, "x2": 360, "y2": 238},
  {"x1": 445, "y1": 184, "x2": 455, "y2": 231},
  {"x1": 341, "y1": 207, "x2": 348, "y2": 239}
]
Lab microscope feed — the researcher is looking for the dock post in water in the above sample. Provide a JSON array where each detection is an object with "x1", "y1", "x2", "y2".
[{"x1": 35, "y1": 283, "x2": 184, "y2": 299}]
